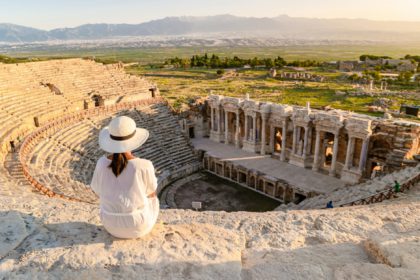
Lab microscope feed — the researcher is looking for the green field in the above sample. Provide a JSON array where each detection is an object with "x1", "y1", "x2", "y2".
[
  {"x1": 126, "y1": 65, "x2": 419, "y2": 117},
  {"x1": 7, "y1": 43, "x2": 420, "y2": 64}
]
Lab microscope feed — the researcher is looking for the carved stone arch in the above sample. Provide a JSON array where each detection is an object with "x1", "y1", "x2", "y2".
[{"x1": 92, "y1": 94, "x2": 105, "y2": 107}]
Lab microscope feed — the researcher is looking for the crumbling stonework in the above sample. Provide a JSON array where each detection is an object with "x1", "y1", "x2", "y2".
[
  {"x1": 193, "y1": 95, "x2": 420, "y2": 184},
  {"x1": 278, "y1": 71, "x2": 325, "y2": 82}
]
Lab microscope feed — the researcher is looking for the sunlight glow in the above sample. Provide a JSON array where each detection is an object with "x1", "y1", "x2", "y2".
[{"x1": 0, "y1": 0, "x2": 419, "y2": 29}]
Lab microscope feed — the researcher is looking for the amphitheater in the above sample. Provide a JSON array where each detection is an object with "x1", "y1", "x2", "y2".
[{"x1": 0, "y1": 58, "x2": 419, "y2": 279}]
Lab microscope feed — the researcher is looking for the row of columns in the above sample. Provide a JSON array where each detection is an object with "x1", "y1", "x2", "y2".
[
  {"x1": 344, "y1": 136, "x2": 369, "y2": 173},
  {"x1": 211, "y1": 107, "x2": 242, "y2": 148},
  {"x1": 212, "y1": 108, "x2": 266, "y2": 153},
  {"x1": 312, "y1": 130, "x2": 370, "y2": 177},
  {"x1": 209, "y1": 105, "x2": 370, "y2": 178}
]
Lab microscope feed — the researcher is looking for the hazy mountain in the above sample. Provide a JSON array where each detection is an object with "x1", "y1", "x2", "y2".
[
  {"x1": 2, "y1": 15, "x2": 420, "y2": 43},
  {"x1": 0, "y1": 23, "x2": 50, "y2": 42}
]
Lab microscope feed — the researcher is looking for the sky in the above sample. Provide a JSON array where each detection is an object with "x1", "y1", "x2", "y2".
[{"x1": 1, "y1": 0, "x2": 420, "y2": 30}]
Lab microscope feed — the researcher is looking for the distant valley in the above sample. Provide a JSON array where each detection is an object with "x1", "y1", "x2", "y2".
[{"x1": 1, "y1": 14, "x2": 420, "y2": 44}]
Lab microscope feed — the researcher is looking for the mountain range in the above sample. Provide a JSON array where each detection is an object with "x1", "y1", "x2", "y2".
[{"x1": 1, "y1": 15, "x2": 420, "y2": 43}]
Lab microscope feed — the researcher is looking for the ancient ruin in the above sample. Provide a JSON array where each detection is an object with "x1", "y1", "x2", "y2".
[
  {"x1": 0, "y1": 59, "x2": 419, "y2": 278},
  {"x1": 1, "y1": 59, "x2": 419, "y2": 207},
  {"x1": 277, "y1": 71, "x2": 325, "y2": 82},
  {"x1": 337, "y1": 58, "x2": 418, "y2": 72},
  {"x1": 182, "y1": 95, "x2": 420, "y2": 203}
]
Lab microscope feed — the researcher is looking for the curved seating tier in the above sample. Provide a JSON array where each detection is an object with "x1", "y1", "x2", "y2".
[
  {"x1": 21, "y1": 101, "x2": 200, "y2": 203},
  {"x1": 0, "y1": 58, "x2": 153, "y2": 163}
]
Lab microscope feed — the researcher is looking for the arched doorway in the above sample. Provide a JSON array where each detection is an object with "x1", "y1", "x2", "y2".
[
  {"x1": 322, "y1": 132, "x2": 335, "y2": 169},
  {"x1": 92, "y1": 95, "x2": 104, "y2": 107},
  {"x1": 367, "y1": 137, "x2": 391, "y2": 178},
  {"x1": 274, "y1": 127, "x2": 282, "y2": 153}
]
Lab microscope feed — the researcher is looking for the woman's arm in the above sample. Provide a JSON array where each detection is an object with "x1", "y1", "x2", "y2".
[
  {"x1": 146, "y1": 161, "x2": 158, "y2": 197},
  {"x1": 90, "y1": 160, "x2": 102, "y2": 196}
]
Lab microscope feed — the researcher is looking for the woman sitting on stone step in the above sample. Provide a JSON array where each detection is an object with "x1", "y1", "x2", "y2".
[{"x1": 90, "y1": 116, "x2": 159, "y2": 238}]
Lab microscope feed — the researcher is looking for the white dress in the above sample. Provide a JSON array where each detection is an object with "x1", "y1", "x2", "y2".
[{"x1": 90, "y1": 156, "x2": 160, "y2": 238}]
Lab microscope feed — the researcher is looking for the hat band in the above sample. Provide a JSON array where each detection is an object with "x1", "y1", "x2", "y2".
[{"x1": 110, "y1": 130, "x2": 136, "y2": 141}]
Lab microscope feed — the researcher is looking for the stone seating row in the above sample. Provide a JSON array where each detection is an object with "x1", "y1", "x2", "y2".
[
  {"x1": 0, "y1": 58, "x2": 153, "y2": 163},
  {"x1": 0, "y1": 58, "x2": 151, "y2": 114},
  {"x1": 21, "y1": 59, "x2": 152, "y2": 102},
  {"x1": 23, "y1": 102, "x2": 199, "y2": 202},
  {"x1": 292, "y1": 164, "x2": 420, "y2": 209}
]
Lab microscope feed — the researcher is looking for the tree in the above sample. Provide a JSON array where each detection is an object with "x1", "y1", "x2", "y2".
[
  {"x1": 274, "y1": 56, "x2": 286, "y2": 68},
  {"x1": 348, "y1": 74, "x2": 360, "y2": 82},
  {"x1": 398, "y1": 72, "x2": 413, "y2": 84},
  {"x1": 203, "y1": 53, "x2": 210, "y2": 67},
  {"x1": 363, "y1": 70, "x2": 381, "y2": 81},
  {"x1": 181, "y1": 58, "x2": 190, "y2": 69},
  {"x1": 404, "y1": 54, "x2": 420, "y2": 63},
  {"x1": 190, "y1": 56, "x2": 196, "y2": 67},
  {"x1": 210, "y1": 54, "x2": 221, "y2": 68},
  {"x1": 360, "y1": 54, "x2": 392, "y2": 61},
  {"x1": 250, "y1": 57, "x2": 259, "y2": 67},
  {"x1": 264, "y1": 58, "x2": 274, "y2": 68}
]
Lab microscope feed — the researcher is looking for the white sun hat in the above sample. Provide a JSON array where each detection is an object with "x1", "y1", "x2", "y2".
[{"x1": 99, "y1": 116, "x2": 149, "y2": 153}]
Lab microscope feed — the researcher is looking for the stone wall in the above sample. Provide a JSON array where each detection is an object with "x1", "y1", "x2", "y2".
[
  {"x1": 277, "y1": 71, "x2": 325, "y2": 82},
  {"x1": 198, "y1": 152, "x2": 314, "y2": 204}
]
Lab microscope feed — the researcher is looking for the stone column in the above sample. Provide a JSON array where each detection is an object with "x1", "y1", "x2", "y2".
[
  {"x1": 216, "y1": 108, "x2": 221, "y2": 133},
  {"x1": 235, "y1": 111, "x2": 240, "y2": 148},
  {"x1": 210, "y1": 107, "x2": 214, "y2": 131},
  {"x1": 244, "y1": 115, "x2": 248, "y2": 141},
  {"x1": 261, "y1": 114, "x2": 267, "y2": 155},
  {"x1": 292, "y1": 125, "x2": 297, "y2": 154},
  {"x1": 221, "y1": 109, "x2": 224, "y2": 134},
  {"x1": 252, "y1": 115, "x2": 257, "y2": 142},
  {"x1": 358, "y1": 137, "x2": 369, "y2": 173},
  {"x1": 302, "y1": 126, "x2": 309, "y2": 159},
  {"x1": 281, "y1": 120, "x2": 287, "y2": 161},
  {"x1": 269, "y1": 124, "x2": 275, "y2": 153},
  {"x1": 344, "y1": 136, "x2": 355, "y2": 169},
  {"x1": 312, "y1": 130, "x2": 321, "y2": 171},
  {"x1": 224, "y1": 111, "x2": 229, "y2": 144},
  {"x1": 329, "y1": 132, "x2": 340, "y2": 176},
  {"x1": 307, "y1": 127, "x2": 313, "y2": 155},
  {"x1": 296, "y1": 127, "x2": 301, "y2": 155}
]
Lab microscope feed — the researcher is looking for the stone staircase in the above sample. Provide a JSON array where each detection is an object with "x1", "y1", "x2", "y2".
[{"x1": 288, "y1": 164, "x2": 420, "y2": 210}]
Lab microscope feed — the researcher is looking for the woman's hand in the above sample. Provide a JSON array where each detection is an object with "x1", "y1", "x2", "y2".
[{"x1": 147, "y1": 192, "x2": 157, "y2": 198}]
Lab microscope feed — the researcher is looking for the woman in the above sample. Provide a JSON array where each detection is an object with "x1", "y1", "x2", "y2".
[{"x1": 90, "y1": 116, "x2": 159, "y2": 238}]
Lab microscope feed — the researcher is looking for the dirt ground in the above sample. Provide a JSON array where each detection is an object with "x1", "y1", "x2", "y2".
[{"x1": 174, "y1": 172, "x2": 280, "y2": 212}]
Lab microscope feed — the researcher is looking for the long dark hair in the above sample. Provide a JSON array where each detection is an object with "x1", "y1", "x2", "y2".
[{"x1": 108, "y1": 153, "x2": 128, "y2": 177}]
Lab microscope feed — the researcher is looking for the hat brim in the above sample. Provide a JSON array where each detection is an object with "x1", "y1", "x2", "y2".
[{"x1": 99, "y1": 127, "x2": 149, "y2": 153}]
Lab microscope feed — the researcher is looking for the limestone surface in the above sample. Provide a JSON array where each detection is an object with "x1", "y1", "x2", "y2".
[{"x1": 0, "y1": 182, "x2": 419, "y2": 279}]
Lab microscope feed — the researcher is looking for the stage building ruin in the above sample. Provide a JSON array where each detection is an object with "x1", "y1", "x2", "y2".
[{"x1": 186, "y1": 95, "x2": 420, "y2": 188}]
